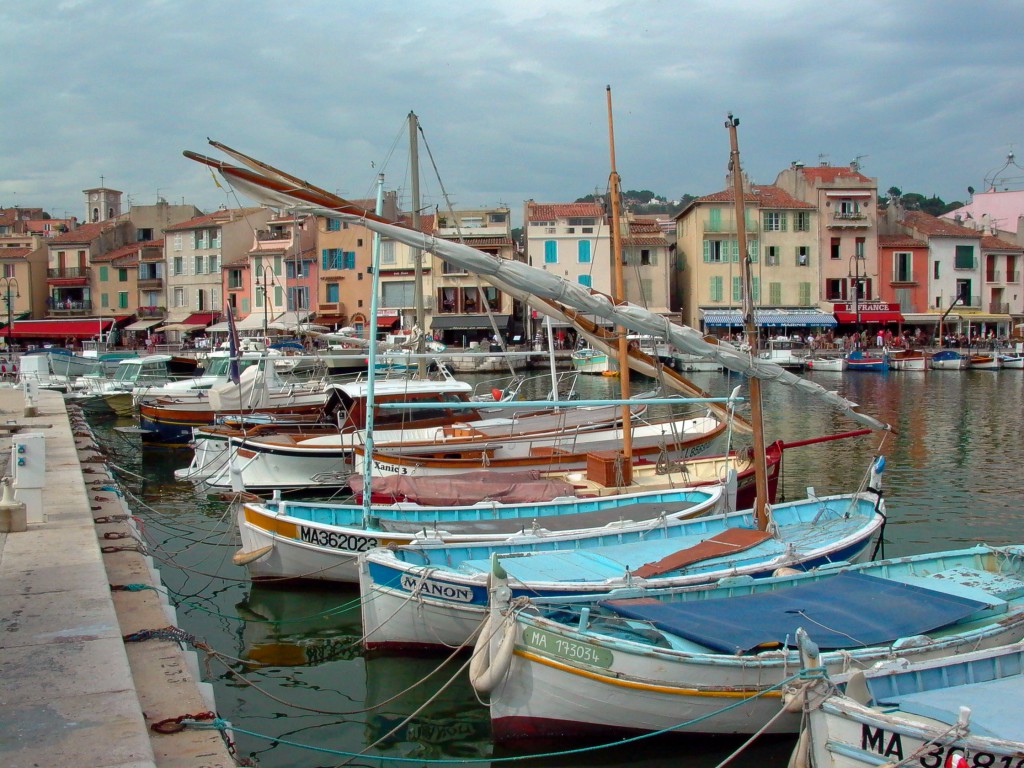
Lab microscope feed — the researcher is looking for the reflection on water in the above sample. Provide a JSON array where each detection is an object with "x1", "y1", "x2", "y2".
[{"x1": 85, "y1": 367, "x2": 1024, "y2": 767}]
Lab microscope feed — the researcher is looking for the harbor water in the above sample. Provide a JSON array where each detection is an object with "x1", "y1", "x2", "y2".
[{"x1": 86, "y1": 367, "x2": 1024, "y2": 767}]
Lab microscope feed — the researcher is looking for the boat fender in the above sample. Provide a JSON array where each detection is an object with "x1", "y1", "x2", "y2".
[
  {"x1": 469, "y1": 610, "x2": 516, "y2": 695},
  {"x1": 787, "y1": 725, "x2": 810, "y2": 768},
  {"x1": 491, "y1": 388, "x2": 504, "y2": 402},
  {"x1": 773, "y1": 566, "x2": 802, "y2": 577},
  {"x1": 232, "y1": 544, "x2": 273, "y2": 566}
]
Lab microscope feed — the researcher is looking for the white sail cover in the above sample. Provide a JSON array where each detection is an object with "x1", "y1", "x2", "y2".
[{"x1": 184, "y1": 145, "x2": 891, "y2": 433}]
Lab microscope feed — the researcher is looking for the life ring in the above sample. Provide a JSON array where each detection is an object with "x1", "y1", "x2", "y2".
[{"x1": 469, "y1": 611, "x2": 516, "y2": 695}]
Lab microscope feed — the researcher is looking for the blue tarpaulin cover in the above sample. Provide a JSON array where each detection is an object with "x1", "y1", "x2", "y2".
[{"x1": 599, "y1": 572, "x2": 990, "y2": 654}]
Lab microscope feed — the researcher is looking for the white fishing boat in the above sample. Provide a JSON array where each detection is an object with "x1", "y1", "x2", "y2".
[
  {"x1": 481, "y1": 544, "x2": 1024, "y2": 740},
  {"x1": 570, "y1": 345, "x2": 611, "y2": 375},
  {"x1": 885, "y1": 348, "x2": 928, "y2": 371},
  {"x1": 234, "y1": 485, "x2": 725, "y2": 583},
  {"x1": 67, "y1": 354, "x2": 201, "y2": 415},
  {"x1": 929, "y1": 350, "x2": 970, "y2": 370},
  {"x1": 758, "y1": 337, "x2": 806, "y2": 370},
  {"x1": 791, "y1": 628, "x2": 1024, "y2": 768},
  {"x1": 804, "y1": 355, "x2": 847, "y2": 372}
]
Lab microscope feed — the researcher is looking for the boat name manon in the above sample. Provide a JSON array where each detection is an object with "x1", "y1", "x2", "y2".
[
  {"x1": 861, "y1": 725, "x2": 1021, "y2": 767},
  {"x1": 299, "y1": 526, "x2": 378, "y2": 553},
  {"x1": 398, "y1": 575, "x2": 474, "y2": 602}
]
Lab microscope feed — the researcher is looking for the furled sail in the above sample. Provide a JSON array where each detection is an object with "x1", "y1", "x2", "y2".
[{"x1": 184, "y1": 145, "x2": 891, "y2": 433}]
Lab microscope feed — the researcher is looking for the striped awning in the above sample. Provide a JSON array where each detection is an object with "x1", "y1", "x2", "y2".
[{"x1": 702, "y1": 309, "x2": 837, "y2": 328}]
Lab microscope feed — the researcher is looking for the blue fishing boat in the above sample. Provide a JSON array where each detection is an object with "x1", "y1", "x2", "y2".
[{"x1": 359, "y1": 458, "x2": 886, "y2": 651}]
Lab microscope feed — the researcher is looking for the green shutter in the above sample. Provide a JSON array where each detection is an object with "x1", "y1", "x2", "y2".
[
  {"x1": 99, "y1": 266, "x2": 109, "y2": 281},
  {"x1": 703, "y1": 240, "x2": 710, "y2": 262},
  {"x1": 732, "y1": 276, "x2": 742, "y2": 303},
  {"x1": 799, "y1": 282, "x2": 811, "y2": 305}
]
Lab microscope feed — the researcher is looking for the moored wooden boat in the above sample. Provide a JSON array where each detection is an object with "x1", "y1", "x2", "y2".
[
  {"x1": 791, "y1": 628, "x2": 1024, "y2": 768},
  {"x1": 969, "y1": 353, "x2": 1001, "y2": 370},
  {"x1": 351, "y1": 414, "x2": 726, "y2": 478},
  {"x1": 845, "y1": 350, "x2": 889, "y2": 372},
  {"x1": 234, "y1": 485, "x2": 725, "y2": 583},
  {"x1": 929, "y1": 350, "x2": 970, "y2": 370},
  {"x1": 804, "y1": 356, "x2": 847, "y2": 372},
  {"x1": 885, "y1": 348, "x2": 927, "y2": 371},
  {"x1": 481, "y1": 543, "x2": 1024, "y2": 741},
  {"x1": 358, "y1": 458, "x2": 887, "y2": 652}
]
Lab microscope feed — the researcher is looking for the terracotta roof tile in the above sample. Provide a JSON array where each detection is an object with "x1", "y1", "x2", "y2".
[
  {"x1": 981, "y1": 234, "x2": 1023, "y2": 251},
  {"x1": 799, "y1": 166, "x2": 874, "y2": 185},
  {"x1": 878, "y1": 233, "x2": 927, "y2": 248},
  {"x1": 0, "y1": 248, "x2": 32, "y2": 260},
  {"x1": 526, "y1": 202, "x2": 606, "y2": 221},
  {"x1": 902, "y1": 210, "x2": 981, "y2": 238},
  {"x1": 91, "y1": 242, "x2": 142, "y2": 263},
  {"x1": 694, "y1": 184, "x2": 815, "y2": 209},
  {"x1": 49, "y1": 220, "x2": 115, "y2": 244},
  {"x1": 437, "y1": 235, "x2": 513, "y2": 247},
  {"x1": 164, "y1": 207, "x2": 265, "y2": 232}
]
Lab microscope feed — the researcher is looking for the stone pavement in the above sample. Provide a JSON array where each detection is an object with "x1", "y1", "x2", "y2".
[{"x1": 0, "y1": 386, "x2": 235, "y2": 768}]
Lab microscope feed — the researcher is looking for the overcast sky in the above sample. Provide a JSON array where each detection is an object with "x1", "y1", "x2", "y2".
[{"x1": 3, "y1": 1, "x2": 1022, "y2": 226}]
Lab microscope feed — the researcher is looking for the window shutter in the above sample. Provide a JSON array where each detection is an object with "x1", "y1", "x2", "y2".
[{"x1": 703, "y1": 240, "x2": 710, "y2": 262}]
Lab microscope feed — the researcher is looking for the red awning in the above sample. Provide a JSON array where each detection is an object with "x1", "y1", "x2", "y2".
[
  {"x1": 183, "y1": 312, "x2": 217, "y2": 326},
  {"x1": 375, "y1": 316, "x2": 400, "y2": 329},
  {"x1": 834, "y1": 311, "x2": 905, "y2": 324},
  {"x1": 10, "y1": 319, "x2": 114, "y2": 339}
]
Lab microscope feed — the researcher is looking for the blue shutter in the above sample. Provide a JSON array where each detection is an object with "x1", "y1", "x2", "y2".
[
  {"x1": 344, "y1": 251, "x2": 356, "y2": 270},
  {"x1": 544, "y1": 240, "x2": 557, "y2": 264},
  {"x1": 578, "y1": 241, "x2": 591, "y2": 263},
  {"x1": 578, "y1": 274, "x2": 592, "y2": 287},
  {"x1": 322, "y1": 249, "x2": 329, "y2": 270}
]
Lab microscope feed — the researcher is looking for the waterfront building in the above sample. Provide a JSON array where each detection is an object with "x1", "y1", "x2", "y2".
[
  {"x1": 674, "y1": 175, "x2": 831, "y2": 335},
  {"x1": 431, "y1": 207, "x2": 520, "y2": 345},
  {"x1": 162, "y1": 207, "x2": 271, "y2": 339}
]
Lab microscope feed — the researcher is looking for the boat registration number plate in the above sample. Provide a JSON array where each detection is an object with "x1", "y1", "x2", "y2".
[
  {"x1": 299, "y1": 526, "x2": 378, "y2": 553},
  {"x1": 522, "y1": 627, "x2": 613, "y2": 668}
]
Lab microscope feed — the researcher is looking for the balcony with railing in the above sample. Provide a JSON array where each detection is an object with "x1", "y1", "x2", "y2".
[
  {"x1": 48, "y1": 266, "x2": 91, "y2": 282},
  {"x1": 47, "y1": 299, "x2": 93, "y2": 316},
  {"x1": 827, "y1": 212, "x2": 870, "y2": 228},
  {"x1": 137, "y1": 277, "x2": 163, "y2": 290},
  {"x1": 989, "y1": 301, "x2": 1010, "y2": 314},
  {"x1": 137, "y1": 306, "x2": 167, "y2": 319}
]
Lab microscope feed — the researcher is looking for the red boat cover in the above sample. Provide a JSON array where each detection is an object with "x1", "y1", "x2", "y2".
[{"x1": 348, "y1": 470, "x2": 579, "y2": 506}]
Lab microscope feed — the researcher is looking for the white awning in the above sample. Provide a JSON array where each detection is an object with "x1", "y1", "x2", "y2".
[
  {"x1": 236, "y1": 313, "x2": 270, "y2": 330},
  {"x1": 122, "y1": 318, "x2": 163, "y2": 332},
  {"x1": 269, "y1": 311, "x2": 312, "y2": 328}
]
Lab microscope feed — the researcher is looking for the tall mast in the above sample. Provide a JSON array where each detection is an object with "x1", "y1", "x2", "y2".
[
  {"x1": 409, "y1": 111, "x2": 426, "y2": 377},
  {"x1": 606, "y1": 86, "x2": 632, "y2": 459},
  {"x1": 360, "y1": 173, "x2": 386, "y2": 524},
  {"x1": 726, "y1": 114, "x2": 769, "y2": 530}
]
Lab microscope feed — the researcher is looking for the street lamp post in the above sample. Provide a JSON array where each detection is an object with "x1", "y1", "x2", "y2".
[
  {"x1": 848, "y1": 254, "x2": 865, "y2": 328},
  {"x1": 0, "y1": 277, "x2": 20, "y2": 355},
  {"x1": 255, "y1": 265, "x2": 274, "y2": 344}
]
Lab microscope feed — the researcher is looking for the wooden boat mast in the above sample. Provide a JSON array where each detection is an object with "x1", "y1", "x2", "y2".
[
  {"x1": 606, "y1": 86, "x2": 632, "y2": 459},
  {"x1": 409, "y1": 111, "x2": 427, "y2": 377},
  {"x1": 726, "y1": 114, "x2": 770, "y2": 531}
]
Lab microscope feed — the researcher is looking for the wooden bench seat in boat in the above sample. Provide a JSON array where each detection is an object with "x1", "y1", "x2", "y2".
[{"x1": 632, "y1": 527, "x2": 774, "y2": 579}]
